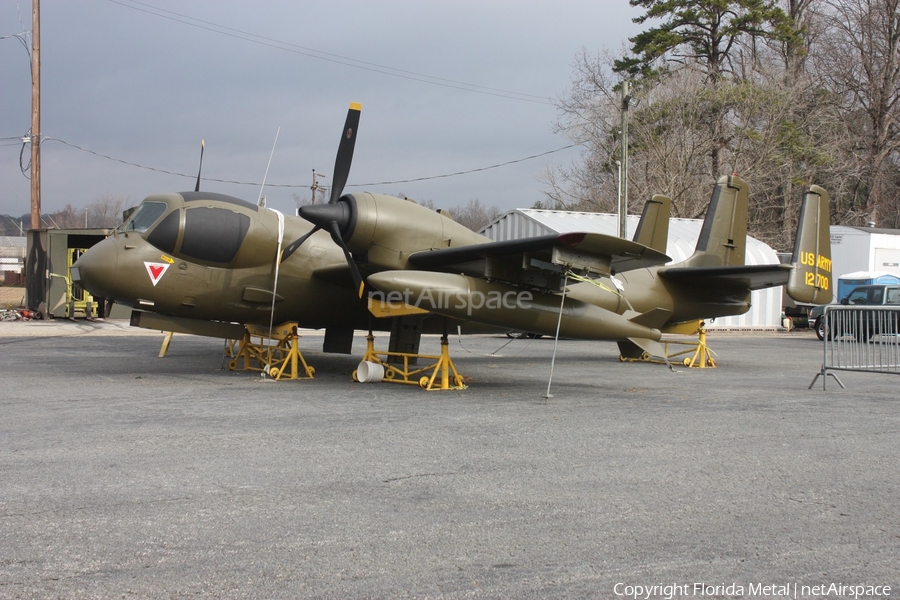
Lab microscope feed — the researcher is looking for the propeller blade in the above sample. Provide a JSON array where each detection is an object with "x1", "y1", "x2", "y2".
[
  {"x1": 328, "y1": 221, "x2": 366, "y2": 299},
  {"x1": 282, "y1": 102, "x2": 362, "y2": 288},
  {"x1": 328, "y1": 102, "x2": 361, "y2": 204},
  {"x1": 281, "y1": 225, "x2": 320, "y2": 262},
  {"x1": 194, "y1": 139, "x2": 205, "y2": 192}
]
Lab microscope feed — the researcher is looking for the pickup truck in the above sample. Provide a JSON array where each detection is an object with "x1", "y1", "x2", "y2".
[{"x1": 810, "y1": 284, "x2": 900, "y2": 340}]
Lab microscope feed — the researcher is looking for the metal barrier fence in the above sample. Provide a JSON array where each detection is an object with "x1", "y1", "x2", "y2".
[{"x1": 809, "y1": 305, "x2": 900, "y2": 389}]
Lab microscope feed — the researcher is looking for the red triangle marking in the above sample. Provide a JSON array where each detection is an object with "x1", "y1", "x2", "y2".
[{"x1": 149, "y1": 265, "x2": 165, "y2": 280}]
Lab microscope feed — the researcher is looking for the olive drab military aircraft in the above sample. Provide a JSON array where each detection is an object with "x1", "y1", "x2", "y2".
[{"x1": 72, "y1": 102, "x2": 833, "y2": 380}]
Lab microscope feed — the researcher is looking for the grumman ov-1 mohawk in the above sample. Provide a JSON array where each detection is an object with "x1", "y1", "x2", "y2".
[{"x1": 73, "y1": 103, "x2": 833, "y2": 387}]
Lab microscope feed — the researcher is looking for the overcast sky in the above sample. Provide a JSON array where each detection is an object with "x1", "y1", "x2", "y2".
[{"x1": 1, "y1": 1, "x2": 645, "y2": 222}]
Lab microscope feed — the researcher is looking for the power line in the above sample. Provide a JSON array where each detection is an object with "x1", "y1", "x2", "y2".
[
  {"x1": 107, "y1": 0, "x2": 553, "y2": 105},
  {"x1": 44, "y1": 136, "x2": 582, "y2": 189},
  {"x1": 353, "y1": 144, "x2": 582, "y2": 186}
]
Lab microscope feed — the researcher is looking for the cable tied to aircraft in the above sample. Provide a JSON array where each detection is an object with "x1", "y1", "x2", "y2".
[{"x1": 563, "y1": 269, "x2": 635, "y2": 312}]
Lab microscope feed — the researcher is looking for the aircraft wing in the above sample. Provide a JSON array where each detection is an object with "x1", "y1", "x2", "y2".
[
  {"x1": 658, "y1": 264, "x2": 792, "y2": 290},
  {"x1": 408, "y1": 232, "x2": 670, "y2": 289}
]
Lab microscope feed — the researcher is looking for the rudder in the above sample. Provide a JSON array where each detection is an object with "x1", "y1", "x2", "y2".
[
  {"x1": 632, "y1": 194, "x2": 671, "y2": 255},
  {"x1": 681, "y1": 175, "x2": 749, "y2": 268},
  {"x1": 786, "y1": 185, "x2": 832, "y2": 304}
]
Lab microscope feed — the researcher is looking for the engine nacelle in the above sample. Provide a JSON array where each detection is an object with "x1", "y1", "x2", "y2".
[{"x1": 338, "y1": 193, "x2": 487, "y2": 270}]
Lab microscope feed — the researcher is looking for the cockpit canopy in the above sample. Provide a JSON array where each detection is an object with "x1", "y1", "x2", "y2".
[{"x1": 121, "y1": 192, "x2": 259, "y2": 266}]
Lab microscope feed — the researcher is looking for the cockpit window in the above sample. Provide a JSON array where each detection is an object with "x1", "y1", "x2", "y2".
[
  {"x1": 122, "y1": 201, "x2": 167, "y2": 233},
  {"x1": 146, "y1": 210, "x2": 180, "y2": 254},
  {"x1": 179, "y1": 206, "x2": 250, "y2": 264}
]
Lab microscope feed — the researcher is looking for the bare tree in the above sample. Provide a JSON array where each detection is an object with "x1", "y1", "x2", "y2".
[
  {"x1": 547, "y1": 48, "x2": 638, "y2": 213},
  {"x1": 87, "y1": 194, "x2": 128, "y2": 228},
  {"x1": 814, "y1": 0, "x2": 900, "y2": 227},
  {"x1": 549, "y1": 0, "x2": 900, "y2": 249},
  {"x1": 448, "y1": 199, "x2": 502, "y2": 232}
]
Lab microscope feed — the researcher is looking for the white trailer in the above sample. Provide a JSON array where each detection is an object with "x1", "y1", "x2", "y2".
[{"x1": 828, "y1": 226, "x2": 900, "y2": 303}]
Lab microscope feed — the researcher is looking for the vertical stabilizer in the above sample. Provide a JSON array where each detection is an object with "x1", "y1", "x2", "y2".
[
  {"x1": 786, "y1": 185, "x2": 832, "y2": 304},
  {"x1": 632, "y1": 194, "x2": 671, "y2": 255},
  {"x1": 681, "y1": 175, "x2": 749, "y2": 267}
]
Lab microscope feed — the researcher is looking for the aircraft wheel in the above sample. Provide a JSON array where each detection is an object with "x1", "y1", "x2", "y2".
[{"x1": 227, "y1": 359, "x2": 238, "y2": 370}]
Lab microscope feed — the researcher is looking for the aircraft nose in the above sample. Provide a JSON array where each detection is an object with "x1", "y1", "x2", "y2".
[{"x1": 72, "y1": 237, "x2": 119, "y2": 300}]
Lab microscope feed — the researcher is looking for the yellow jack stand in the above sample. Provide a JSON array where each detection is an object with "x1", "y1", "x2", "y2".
[
  {"x1": 353, "y1": 333, "x2": 467, "y2": 390},
  {"x1": 684, "y1": 324, "x2": 716, "y2": 368},
  {"x1": 225, "y1": 322, "x2": 315, "y2": 380},
  {"x1": 619, "y1": 321, "x2": 717, "y2": 368}
]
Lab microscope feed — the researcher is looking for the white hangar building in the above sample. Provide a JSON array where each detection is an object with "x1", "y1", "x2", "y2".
[{"x1": 479, "y1": 209, "x2": 783, "y2": 329}]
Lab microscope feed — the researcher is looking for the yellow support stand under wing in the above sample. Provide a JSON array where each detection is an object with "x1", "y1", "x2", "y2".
[
  {"x1": 225, "y1": 323, "x2": 315, "y2": 380},
  {"x1": 353, "y1": 333, "x2": 467, "y2": 390}
]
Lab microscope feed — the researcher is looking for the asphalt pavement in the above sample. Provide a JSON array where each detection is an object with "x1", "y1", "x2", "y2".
[{"x1": 1, "y1": 320, "x2": 897, "y2": 599}]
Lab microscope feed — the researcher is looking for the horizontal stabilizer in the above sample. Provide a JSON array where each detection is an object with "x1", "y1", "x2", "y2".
[{"x1": 659, "y1": 263, "x2": 792, "y2": 291}]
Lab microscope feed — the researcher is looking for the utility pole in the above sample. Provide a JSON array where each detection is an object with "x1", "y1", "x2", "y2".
[
  {"x1": 615, "y1": 159, "x2": 623, "y2": 233},
  {"x1": 618, "y1": 81, "x2": 630, "y2": 239},
  {"x1": 310, "y1": 169, "x2": 327, "y2": 205},
  {"x1": 30, "y1": 0, "x2": 41, "y2": 231}
]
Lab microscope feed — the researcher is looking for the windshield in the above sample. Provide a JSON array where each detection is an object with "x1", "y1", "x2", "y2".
[
  {"x1": 847, "y1": 289, "x2": 869, "y2": 304},
  {"x1": 119, "y1": 201, "x2": 167, "y2": 233}
]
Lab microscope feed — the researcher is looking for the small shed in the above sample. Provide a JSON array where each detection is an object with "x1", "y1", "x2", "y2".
[
  {"x1": 480, "y1": 209, "x2": 782, "y2": 329},
  {"x1": 26, "y1": 228, "x2": 113, "y2": 318}
]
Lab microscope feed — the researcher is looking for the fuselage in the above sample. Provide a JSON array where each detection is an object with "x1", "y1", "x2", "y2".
[{"x1": 73, "y1": 190, "x2": 750, "y2": 340}]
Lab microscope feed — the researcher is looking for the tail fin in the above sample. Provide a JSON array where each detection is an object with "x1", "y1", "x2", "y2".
[
  {"x1": 786, "y1": 185, "x2": 832, "y2": 304},
  {"x1": 681, "y1": 175, "x2": 749, "y2": 267},
  {"x1": 632, "y1": 194, "x2": 671, "y2": 255}
]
